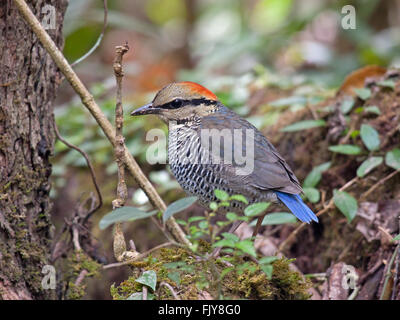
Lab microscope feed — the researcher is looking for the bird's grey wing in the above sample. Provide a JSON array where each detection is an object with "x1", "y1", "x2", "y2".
[
  {"x1": 201, "y1": 107, "x2": 302, "y2": 195},
  {"x1": 250, "y1": 125, "x2": 302, "y2": 194}
]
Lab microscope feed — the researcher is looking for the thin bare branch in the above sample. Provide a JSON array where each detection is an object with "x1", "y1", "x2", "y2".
[
  {"x1": 360, "y1": 170, "x2": 399, "y2": 201},
  {"x1": 142, "y1": 286, "x2": 148, "y2": 300},
  {"x1": 111, "y1": 43, "x2": 129, "y2": 209},
  {"x1": 103, "y1": 242, "x2": 176, "y2": 269},
  {"x1": 53, "y1": 118, "x2": 103, "y2": 221},
  {"x1": 380, "y1": 243, "x2": 400, "y2": 300},
  {"x1": 74, "y1": 270, "x2": 89, "y2": 287},
  {"x1": 159, "y1": 282, "x2": 180, "y2": 300}
]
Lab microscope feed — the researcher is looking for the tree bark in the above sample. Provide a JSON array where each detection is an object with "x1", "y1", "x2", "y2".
[{"x1": 0, "y1": 0, "x2": 68, "y2": 300}]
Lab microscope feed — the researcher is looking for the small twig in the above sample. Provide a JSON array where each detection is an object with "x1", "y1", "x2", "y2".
[
  {"x1": 53, "y1": 118, "x2": 103, "y2": 222},
  {"x1": 360, "y1": 170, "x2": 399, "y2": 201},
  {"x1": 359, "y1": 257, "x2": 383, "y2": 285},
  {"x1": 159, "y1": 282, "x2": 180, "y2": 300},
  {"x1": 74, "y1": 270, "x2": 89, "y2": 287},
  {"x1": 110, "y1": 43, "x2": 134, "y2": 262},
  {"x1": 129, "y1": 240, "x2": 136, "y2": 251},
  {"x1": 72, "y1": 225, "x2": 82, "y2": 252},
  {"x1": 391, "y1": 245, "x2": 400, "y2": 300},
  {"x1": 306, "y1": 103, "x2": 319, "y2": 120},
  {"x1": 103, "y1": 242, "x2": 176, "y2": 269},
  {"x1": 339, "y1": 121, "x2": 357, "y2": 145},
  {"x1": 71, "y1": 0, "x2": 108, "y2": 67},
  {"x1": 380, "y1": 123, "x2": 400, "y2": 150},
  {"x1": 380, "y1": 244, "x2": 400, "y2": 300},
  {"x1": 142, "y1": 286, "x2": 148, "y2": 300},
  {"x1": 111, "y1": 43, "x2": 129, "y2": 210},
  {"x1": 391, "y1": 216, "x2": 400, "y2": 300},
  {"x1": 113, "y1": 222, "x2": 127, "y2": 261}
]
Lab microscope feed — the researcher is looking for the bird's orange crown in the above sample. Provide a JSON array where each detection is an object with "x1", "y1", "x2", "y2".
[{"x1": 178, "y1": 81, "x2": 218, "y2": 101}]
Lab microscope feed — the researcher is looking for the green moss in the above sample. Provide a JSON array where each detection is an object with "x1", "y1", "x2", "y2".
[
  {"x1": 67, "y1": 282, "x2": 87, "y2": 300},
  {"x1": 110, "y1": 247, "x2": 311, "y2": 300},
  {"x1": 68, "y1": 251, "x2": 101, "y2": 278},
  {"x1": 65, "y1": 251, "x2": 102, "y2": 300}
]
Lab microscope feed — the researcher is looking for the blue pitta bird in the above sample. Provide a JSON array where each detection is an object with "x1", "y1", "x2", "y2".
[{"x1": 131, "y1": 82, "x2": 318, "y2": 236}]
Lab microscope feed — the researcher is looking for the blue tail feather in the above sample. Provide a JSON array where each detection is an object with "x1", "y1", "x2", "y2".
[{"x1": 275, "y1": 191, "x2": 319, "y2": 223}]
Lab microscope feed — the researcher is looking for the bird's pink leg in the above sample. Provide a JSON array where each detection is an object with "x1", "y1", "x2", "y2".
[{"x1": 252, "y1": 213, "x2": 267, "y2": 237}]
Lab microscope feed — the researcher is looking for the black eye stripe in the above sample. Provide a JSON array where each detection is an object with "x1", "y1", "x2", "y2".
[{"x1": 158, "y1": 98, "x2": 215, "y2": 110}]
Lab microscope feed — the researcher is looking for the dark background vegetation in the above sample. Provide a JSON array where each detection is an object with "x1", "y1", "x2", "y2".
[{"x1": 49, "y1": 0, "x2": 400, "y2": 299}]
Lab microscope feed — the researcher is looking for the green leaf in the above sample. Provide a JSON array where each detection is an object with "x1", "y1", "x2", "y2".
[
  {"x1": 364, "y1": 106, "x2": 381, "y2": 115},
  {"x1": 164, "y1": 262, "x2": 194, "y2": 272},
  {"x1": 354, "y1": 88, "x2": 371, "y2": 100},
  {"x1": 229, "y1": 194, "x2": 248, "y2": 204},
  {"x1": 167, "y1": 271, "x2": 181, "y2": 286},
  {"x1": 126, "y1": 292, "x2": 142, "y2": 300},
  {"x1": 164, "y1": 261, "x2": 186, "y2": 269},
  {"x1": 340, "y1": 99, "x2": 355, "y2": 114},
  {"x1": 281, "y1": 120, "x2": 326, "y2": 132},
  {"x1": 219, "y1": 201, "x2": 230, "y2": 207},
  {"x1": 260, "y1": 264, "x2": 274, "y2": 279},
  {"x1": 377, "y1": 80, "x2": 395, "y2": 89},
  {"x1": 385, "y1": 148, "x2": 400, "y2": 170},
  {"x1": 220, "y1": 267, "x2": 234, "y2": 279},
  {"x1": 333, "y1": 190, "x2": 358, "y2": 223},
  {"x1": 263, "y1": 212, "x2": 297, "y2": 225},
  {"x1": 350, "y1": 130, "x2": 360, "y2": 139},
  {"x1": 303, "y1": 161, "x2": 331, "y2": 188},
  {"x1": 258, "y1": 256, "x2": 279, "y2": 265},
  {"x1": 188, "y1": 216, "x2": 205, "y2": 223},
  {"x1": 393, "y1": 234, "x2": 400, "y2": 242},
  {"x1": 244, "y1": 202, "x2": 270, "y2": 217},
  {"x1": 221, "y1": 232, "x2": 240, "y2": 242},
  {"x1": 198, "y1": 220, "x2": 208, "y2": 229},
  {"x1": 209, "y1": 202, "x2": 218, "y2": 211},
  {"x1": 235, "y1": 239, "x2": 257, "y2": 257},
  {"x1": 135, "y1": 270, "x2": 157, "y2": 291},
  {"x1": 360, "y1": 124, "x2": 380, "y2": 151},
  {"x1": 163, "y1": 196, "x2": 197, "y2": 223},
  {"x1": 303, "y1": 187, "x2": 320, "y2": 203},
  {"x1": 356, "y1": 156, "x2": 383, "y2": 177},
  {"x1": 214, "y1": 189, "x2": 229, "y2": 201},
  {"x1": 213, "y1": 239, "x2": 236, "y2": 248},
  {"x1": 226, "y1": 212, "x2": 238, "y2": 221},
  {"x1": 269, "y1": 96, "x2": 307, "y2": 108},
  {"x1": 249, "y1": 212, "x2": 297, "y2": 226},
  {"x1": 126, "y1": 292, "x2": 154, "y2": 300},
  {"x1": 328, "y1": 145, "x2": 361, "y2": 155},
  {"x1": 99, "y1": 207, "x2": 158, "y2": 230},
  {"x1": 176, "y1": 219, "x2": 187, "y2": 226}
]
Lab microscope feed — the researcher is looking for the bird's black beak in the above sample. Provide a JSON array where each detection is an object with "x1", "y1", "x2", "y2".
[{"x1": 130, "y1": 103, "x2": 160, "y2": 116}]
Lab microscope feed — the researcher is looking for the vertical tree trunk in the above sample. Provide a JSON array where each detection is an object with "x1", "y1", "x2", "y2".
[{"x1": 0, "y1": 0, "x2": 68, "y2": 299}]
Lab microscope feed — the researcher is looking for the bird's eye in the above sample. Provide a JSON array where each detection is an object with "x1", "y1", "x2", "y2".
[{"x1": 170, "y1": 99, "x2": 182, "y2": 109}]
